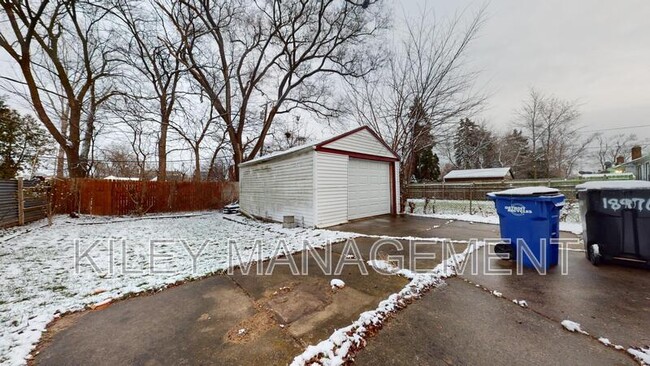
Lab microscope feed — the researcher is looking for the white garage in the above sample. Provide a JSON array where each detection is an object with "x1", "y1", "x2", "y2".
[{"x1": 239, "y1": 126, "x2": 400, "y2": 228}]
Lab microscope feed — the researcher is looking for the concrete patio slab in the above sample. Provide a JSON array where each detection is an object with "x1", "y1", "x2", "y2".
[
  {"x1": 35, "y1": 276, "x2": 302, "y2": 366},
  {"x1": 230, "y1": 250, "x2": 408, "y2": 345},
  {"x1": 354, "y1": 277, "x2": 635, "y2": 366},
  {"x1": 461, "y1": 246, "x2": 650, "y2": 349}
]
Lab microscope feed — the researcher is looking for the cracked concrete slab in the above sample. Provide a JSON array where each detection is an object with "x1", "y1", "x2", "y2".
[
  {"x1": 354, "y1": 277, "x2": 635, "y2": 366},
  {"x1": 35, "y1": 276, "x2": 302, "y2": 366}
]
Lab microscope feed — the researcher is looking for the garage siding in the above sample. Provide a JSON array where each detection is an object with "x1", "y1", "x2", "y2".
[
  {"x1": 322, "y1": 128, "x2": 396, "y2": 159},
  {"x1": 239, "y1": 151, "x2": 314, "y2": 226},
  {"x1": 314, "y1": 152, "x2": 349, "y2": 227}
]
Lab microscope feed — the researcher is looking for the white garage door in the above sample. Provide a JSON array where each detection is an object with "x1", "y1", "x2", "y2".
[{"x1": 347, "y1": 158, "x2": 391, "y2": 220}]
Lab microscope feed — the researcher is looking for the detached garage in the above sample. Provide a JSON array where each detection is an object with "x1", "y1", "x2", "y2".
[{"x1": 239, "y1": 126, "x2": 400, "y2": 228}]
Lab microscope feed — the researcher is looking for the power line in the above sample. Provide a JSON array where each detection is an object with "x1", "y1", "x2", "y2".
[
  {"x1": 582, "y1": 124, "x2": 650, "y2": 133},
  {"x1": 35, "y1": 155, "x2": 234, "y2": 164}
]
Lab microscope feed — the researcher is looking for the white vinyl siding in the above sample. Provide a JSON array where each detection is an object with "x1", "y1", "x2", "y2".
[
  {"x1": 347, "y1": 158, "x2": 391, "y2": 220},
  {"x1": 239, "y1": 151, "x2": 314, "y2": 226},
  {"x1": 322, "y1": 128, "x2": 396, "y2": 159},
  {"x1": 315, "y1": 152, "x2": 349, "y2": 227}
]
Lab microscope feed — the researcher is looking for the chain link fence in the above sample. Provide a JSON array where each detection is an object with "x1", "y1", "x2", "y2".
[{"x1": 404, "y1": 179, "x2": 631, "y2": 223}]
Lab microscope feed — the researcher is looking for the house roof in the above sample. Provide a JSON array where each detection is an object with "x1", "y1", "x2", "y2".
[
  {"x1": 239, "y1": 126, "x2": 399, "y2": 167},
  {"x1": 444, "y1": 167, "x2": 513, "y2": 180},
  {"x1": 616, "y1": 154, "x2": 650, "y2": 167}
]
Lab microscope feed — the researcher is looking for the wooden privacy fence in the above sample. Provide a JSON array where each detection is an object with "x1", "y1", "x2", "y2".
[{"x1": 51, "y1": 179, "x2": 239, "y2": 216}]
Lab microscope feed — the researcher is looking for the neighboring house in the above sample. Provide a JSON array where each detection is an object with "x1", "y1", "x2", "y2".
[
  {"x1": 614, "y1": 146, "x2": 650, "y2": 180},
  {"x1": 443, "y1": 167, "x2": 514, "y2": 183},
  {"x1": 238, "y1": 126, "x2": 400, "y2": 228}
]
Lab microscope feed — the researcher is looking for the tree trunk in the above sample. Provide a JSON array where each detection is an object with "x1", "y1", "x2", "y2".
[
  {"x1": 193, "y1": 148, "x2": 201, "y2": 182},
  {"x1": 66, "y1": 150, "x2": 87, "y2": 178},
  {"x1": 158, "y1": 112, "x2": 169, "y2": 181}
]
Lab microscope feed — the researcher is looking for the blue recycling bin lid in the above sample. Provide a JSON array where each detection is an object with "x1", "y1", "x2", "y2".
[{"x1": 487, "y1": 186, "x2": 561, "y2": 198}]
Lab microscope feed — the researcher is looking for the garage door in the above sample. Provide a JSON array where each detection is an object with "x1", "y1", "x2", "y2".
[{"x1": 347, "y1": 158, "x2": 391, "y2": 220}]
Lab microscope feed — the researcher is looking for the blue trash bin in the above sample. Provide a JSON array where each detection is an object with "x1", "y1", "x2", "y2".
[{"x1": 487, "y1": 187, "x2": 565, "y2": 270}]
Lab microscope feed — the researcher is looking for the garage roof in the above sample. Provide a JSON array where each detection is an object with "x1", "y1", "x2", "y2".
[
  {"x1": 239, "y1": 126, "x2": 399, "y2": 167},
  {"x1": 444, "y1": 167, "x2": 513, "y2": 180}
]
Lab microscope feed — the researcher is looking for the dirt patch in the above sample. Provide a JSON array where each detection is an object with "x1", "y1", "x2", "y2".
[{"x1": 225, "y1": 309, "x2": 277, "y2": 344}]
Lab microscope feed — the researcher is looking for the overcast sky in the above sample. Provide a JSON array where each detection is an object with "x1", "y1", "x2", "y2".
[
  {"x1": 395, "y1": 0, "x2": 650, "y2": 149},
  {"x1": 3, "y1": 1, "x2": 650, "y2": 171}
]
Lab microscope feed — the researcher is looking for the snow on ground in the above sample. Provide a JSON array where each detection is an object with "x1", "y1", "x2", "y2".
[
  {"x1": 628, "y1": 347, "x2": 650, "y2": 365},
  {"x1": 409, "y1": 212, "x2": 584, "y2": 235},
  {"x1": 330, "y1": 279, "x2": 345, "y2": 290},
  {"x1": 561, "y1": 320, "x2": 589, "y2": 335},
  {"x1": 0, "y1": 212, "x2": 356, "y2": 366},
  {"x1": 290, "y1": 241, "x2": 485, "y2": 366},
  {"x1": 407, "y1": 198, "x2": 582, "y2": 227},
  {"x1": 512, "y1": 299, "x2": 528, "y2": 308}
]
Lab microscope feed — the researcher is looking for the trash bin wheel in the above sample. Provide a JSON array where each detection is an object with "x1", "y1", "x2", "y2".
[
  {"x1": 587, "y1": 244, "x2": 602, "y2": 266},
  {"x1": 494, "y1": 243, "x2": 515, "y2": 260}
]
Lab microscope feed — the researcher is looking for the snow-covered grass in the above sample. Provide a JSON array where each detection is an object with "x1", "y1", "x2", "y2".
[
  {"x1": 0, "y1": 212, "x2": 355, "y2": 366},
  {"x1": 407, "y1": 198, "x2": 582, "y2": 224},
  {"x1": 290, "y1": 241, "x2": 485, "y2": 365},
  {"x1": 409, "y1": 212, "x2": 584, "y2": 235}
]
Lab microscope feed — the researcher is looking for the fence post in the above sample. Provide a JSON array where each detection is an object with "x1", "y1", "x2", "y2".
[
  {"x1": 17, "y1": 177, "x2": 25, "y2": 226},
  {"x1": 468, "y1": 183, "x2": 473, "y2": 215}
]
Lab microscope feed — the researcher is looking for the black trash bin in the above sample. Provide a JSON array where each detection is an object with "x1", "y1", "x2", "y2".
[{"x1": 576, "y1": 180, "x2": 650, "y2": 267}]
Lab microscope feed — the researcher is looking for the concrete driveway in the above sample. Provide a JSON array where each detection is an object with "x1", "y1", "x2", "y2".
[{"x1": 34, "y1": 215, "x2": 647, "y2": 365}]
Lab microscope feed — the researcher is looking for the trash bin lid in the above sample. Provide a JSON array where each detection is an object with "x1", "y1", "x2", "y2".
[
  {"x1": 489, "y1": 186, "x2": 560, "y2": 197},
  {"x1": 576, "y1": 180, "x2": 650, "y2": 191}
]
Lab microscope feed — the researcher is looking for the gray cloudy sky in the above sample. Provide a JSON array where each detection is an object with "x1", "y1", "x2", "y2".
[
  {"x1": 396, "y1": 0, "x2": 650, "y2": 156},
  {"x1": 2, "y1": 1, "x2": 650, "y2": 171}
]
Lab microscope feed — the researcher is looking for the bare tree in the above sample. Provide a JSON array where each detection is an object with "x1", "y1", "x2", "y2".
[
  {"x1": 157, "y1": 0, "x2": 388, "y2": 179},
  {"x1": 347, "y1": 7, "x2": 486, "y2": 210},
  {"x1": 516, "y1": 88, "x2": 592, "y2": 178},
  {"x1": 593, "y1": 133, "x2": 637, "y2": 171},
  {"x1": 261, "y1": 116, "x2": 311, "y2": 155},
  {"x1": 0, "y1": 0, "x2": 120, "y2": 177},
  {"x1": 169, "y1": 100, "x2": 228, "y2": 182},
  {"x1": 112, "y1": 1, "x2": 183, "y2": 181}
]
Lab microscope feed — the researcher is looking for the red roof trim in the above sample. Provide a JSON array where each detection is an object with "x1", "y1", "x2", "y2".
[
  {"x1": 315, "y1": 126, "x2": 400, "y2": 160},
  {"x1": 315, "y1": 147, "x2": 400, "y2": 162}
]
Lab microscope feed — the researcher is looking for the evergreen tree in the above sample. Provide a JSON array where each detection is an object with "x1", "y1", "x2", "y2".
[
  {"x1": 0, "y1": 99, "x2": 53, "y2": 178},
  {"x1": 415, "y1": 149, "x2": 440, "y2": 181},
  {"x1": 498, "y1": 129, "x2": 532, "y2": 178},
  {"x1": 453, "y1": 118, "x2": 497, "y2": 169}
]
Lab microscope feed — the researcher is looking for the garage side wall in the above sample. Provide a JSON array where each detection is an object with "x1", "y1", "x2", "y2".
[
  {"x1": 314, "y1": 152, "x2": 348, "y2": 227},
  {"x1": 239, "y1": 151, "x2": 314, "y2": 227}
]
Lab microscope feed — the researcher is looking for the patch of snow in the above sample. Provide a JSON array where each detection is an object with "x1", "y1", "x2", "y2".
[
  {"x1": 628, "y1": 347, "x2": 650, "y2": 365},
  {"x1": 291, "y1": 241, "x2": 485, "y2": 366},
  {"x1": 238, "y1": 328, "x2": 247, "y2": 335},
  {"x1": 0, "y1": 212, "x2": 355, "y2": 366},
  {"x1": 561, "y1": 320, "x2": 589, "y2": 335},
  {"x1": 577, "y1": 180, "x2": 650, "y2": 190},
  {"x1": 410, "y1": 212, "x2": 583, "y2": 235},
  {"x1": 512, "y1": 299, "x2": 528, "y2": 308},
  {"x1": 330, "y1": 279, "x2": 345, "y2": 290},
  {"x1": 491, "y1": 290, "x2": 502, "y2": 298},
  {"x1": 598, "y1": 337, "x2": 610, "y2": 346}
]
